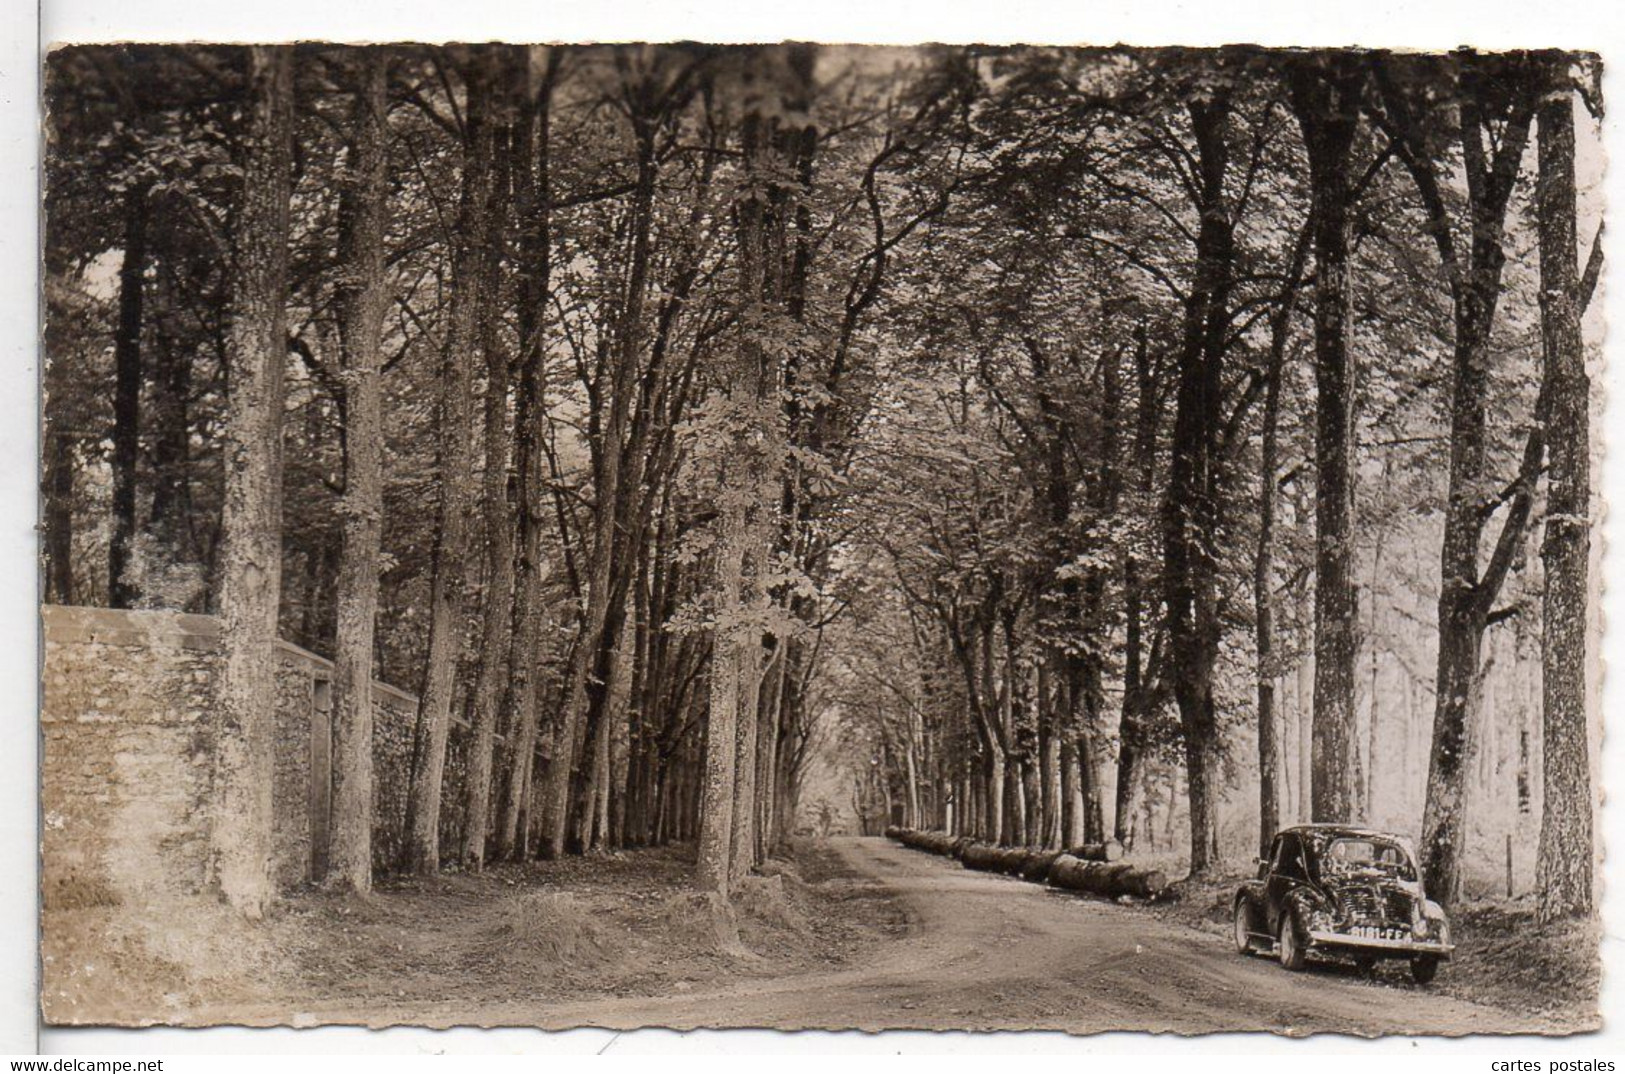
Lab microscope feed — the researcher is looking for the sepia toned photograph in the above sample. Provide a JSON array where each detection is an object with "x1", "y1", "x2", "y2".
[{"x1": 37, "y1": 41, "x2": 1603, "y2": 1036}]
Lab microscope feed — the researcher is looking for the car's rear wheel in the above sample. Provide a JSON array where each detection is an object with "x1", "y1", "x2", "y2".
[
  {"x1": 1278, "y1": 913, "x2": 1306, "y2": 971},
  {"x1": 1232, "y1": 900, "x2": 1255, "y2": 955},
  {"x1": 1410, "y1": 956, "x2": 1439, "y2": 985}
]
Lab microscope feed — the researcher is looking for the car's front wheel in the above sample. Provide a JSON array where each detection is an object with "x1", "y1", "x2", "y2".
[
  {"x1": 1278, "y1": 912, "x2": 1306, "y2": 971},
  {"x1": 1410, "y1": 956, "x2": 1439, "y2": 985},
  {"x1": 1233, "y1": 900, "x2": 1255, "y2": 955}
]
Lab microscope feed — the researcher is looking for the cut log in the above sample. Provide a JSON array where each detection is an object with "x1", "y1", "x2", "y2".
[
  {"x1": 959, "y1": 842, "x2": 1001, "y2": 871},
  {"x1": 1065, "y1": 840, "x2": 1125, "y2": 862},
  {"x1": 1046, "y1": 853, "x2": 1087, "y2": 889},
  {"x1": 1114, "y1": 867, "x2": 1169, "y2": 898},
  {"x1": 889, "y1": 828, "x2": 967, "y2": 858},
  {"x1": 1045, "y1": 853, "x2": 1167, "y2": 898},
  {"x1": 996, "y1": 847, "x2": 1030, "y2": 875},
  {"x1": 1019, "y1": 850, "x2": 1064, "y2": 882}
]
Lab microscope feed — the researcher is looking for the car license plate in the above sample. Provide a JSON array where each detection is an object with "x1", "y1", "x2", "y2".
[{"x1": 1348, "y1": 926, "x2": 1406, "y2": 941}]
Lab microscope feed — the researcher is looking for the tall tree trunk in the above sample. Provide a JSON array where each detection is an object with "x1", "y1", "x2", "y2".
[
  {"x1": 984, "y1": 749, "x2": 1005, "y2": 842},
  {"x1": 622, "y1": 509, "x2": 657, "y2": 848},
  {"x1": 1038, "y1": 662, "x2": 1061, "y2": 848},
  {"x1": 583, "y1": 663, "x2": 616, "y2": 851},
  {"x1": 1253, "y1": 325, "x2": 1285, "y2": 857},
  {"x1": 1020, "y1": 754, "x2": 1039, "y2": 844},
  {"x1": 1007, "y1": 755, "x2": 1027, "y2": 846},
  {"x1": 494, "y1": 48, "x2": 559, "y2": 863},
  {"x1": 403, "y1": 52, "x2": 494, "y2": 875},
  {"x1": 700, "y1": 47, "x2": 814, "y2": 887},
  {"x1": 970, "y1": 619, "x2": 1007, "y2": 842},
  {"x1": 1078, "y1": 659, "x2": 1108, "y2": 843},
  {"x1": 756, "y1": 633, "x2": 789, "y2": 858},
  {"x1": 109, "y1": 182, "x2": 149, "y2": 609},
  {"x1": 902, "y1": 701, "x2": 922, "y2": 832},
  {"x1": 1061, "y1": 737, "x2": 1083, "y2": 847},
  {"x1": 1393, "y1": 62, "x2": 1537, "y2": 904},
  {"x1": 698, "y1": 489, "x2": 745, "y2": 892},
  {"x1": 1083, "y1": 348, "x2": 1121, "y2": 844},
  {"x1": 1534, "y1": 75, "x2": 1594, "y2": 922},
  {"x1": 211, "y1": 45, "x2": 294, "y2": 916},
  {"x1": 326, "y1": 48, "x2": 390, "y2": 892},
  {"x1": 461, "y1": 89, "x2": 518, "y2": 871},
  {"x1": 1000, "y1": 623, "x2": 1026, "y2": 846},
  {"x1": 773, "y1": 635, "x2": 809, "y2": 853},
  {"x1": 1162, "y1": 95, "x2": 1234, "y2": 878},
  {"x1": 729, "y1": 626, "x2": 763, "y2": 882},
  {"x1": 1364, "y1": 461, "x2": 1392, "y2": 819},
  {"x1": 43, "y1": 435, "x2": 75, "y2": 604},
  {"x1": 1290, "y1": 58, "x2": 1364, "y2": 823},
  {"x1": 699, "y1": 84, "x2": 768, "y2": 893},
  {"x1": 1297, "y1": 641, "x2": 1314, "y2": 823},
  {"x1": 1115, "y1": 326, "x2": 1156, "y2": 849},
  {"x1": 148, "y1": 268, "x2": 199, "y2": 601},
  {"x1": 727, "y1": 506, "x2": 775, "y2": 878},
  {"x1": 568, "y1": 546, "x2": 640, "y2": 852}
]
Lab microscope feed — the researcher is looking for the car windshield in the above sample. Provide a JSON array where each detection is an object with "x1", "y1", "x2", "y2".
[{"x1": 1320, "y1": 837, "x2": 1414, "y2": 879}]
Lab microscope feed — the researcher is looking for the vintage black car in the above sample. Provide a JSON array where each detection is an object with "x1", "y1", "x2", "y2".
[{"x1": 1232, "y1": 824, "x2": 1453, "y2": 984}]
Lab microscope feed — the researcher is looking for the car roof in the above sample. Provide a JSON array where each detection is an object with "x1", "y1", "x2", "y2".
[{"x1": 1277, "y1": 824, "x2": 1404, "y2": 840}]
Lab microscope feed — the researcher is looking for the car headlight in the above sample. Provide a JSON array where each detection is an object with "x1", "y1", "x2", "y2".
[{"x1": 1413, "y1": 916, "x2": 1429, "y2": 939}]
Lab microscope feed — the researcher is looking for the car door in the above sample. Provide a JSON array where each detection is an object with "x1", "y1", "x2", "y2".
[{"x1": 1263, "y1": 832, "x2": 1304, "y2": 932}]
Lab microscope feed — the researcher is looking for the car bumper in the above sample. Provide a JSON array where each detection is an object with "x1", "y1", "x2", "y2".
[{"x1": 1308, "y1": 929, "x2": 1454, "y2": 958}]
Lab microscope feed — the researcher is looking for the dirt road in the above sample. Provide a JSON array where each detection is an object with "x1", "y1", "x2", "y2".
[{"x1": 507, "y1": 837, "x2": 1565, "y2": 1036}]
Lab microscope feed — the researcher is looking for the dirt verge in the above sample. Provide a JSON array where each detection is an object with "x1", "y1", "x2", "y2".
[{"x1": 43, "y1": 839, "x2": 913, "y2": 1026}]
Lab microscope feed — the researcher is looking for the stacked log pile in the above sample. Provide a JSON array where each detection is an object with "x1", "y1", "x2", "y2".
[{"x1": 883, "y1": 827, "x2": 1168, "y2": 900}]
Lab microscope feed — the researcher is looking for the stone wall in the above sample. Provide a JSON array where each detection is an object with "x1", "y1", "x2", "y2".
[
  {"x1": 368, "y1": 673, "x2": 428, "y2": 873},
  {"x1": 41, "y1": 605, "x2": 472, "y2": 911},
  {"x1": 41, "y1": 608, "x2": 219, "y2": 911}
]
